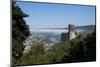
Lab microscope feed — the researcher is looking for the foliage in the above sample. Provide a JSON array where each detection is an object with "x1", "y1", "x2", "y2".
[
  {"x1": 61, "y1": 30, "x2": 96, "y2": 62},
  {"x1": 46, "y1": 42, "x2": 71, "y2": 63},
  {"x1": 17, "y1": 40, "x2": 71, "y2": 65},
  {"x1": 16, "y1": 30, "x2": 96, "y2": 65},
  {"x1": 12, "y1": 1, "x2": 30, "y2": 66},
  {"x1": 83, "y1": 30, "x2": 96, "y2": 61},
  {"x1": 16, "y1": 38, "x2": 48, "y2": 65}
]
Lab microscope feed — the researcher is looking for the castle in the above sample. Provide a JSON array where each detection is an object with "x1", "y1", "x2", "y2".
[{"x1": 61, "y1": 24, "x2": 77, "y2": 42}]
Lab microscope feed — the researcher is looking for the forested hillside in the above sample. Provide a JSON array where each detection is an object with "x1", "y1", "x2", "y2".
[{"x1": 16, "y1": 29, "x2": 96, "y2": 65}]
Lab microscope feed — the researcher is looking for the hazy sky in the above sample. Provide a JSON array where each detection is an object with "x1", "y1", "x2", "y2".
[{"x1": 16, "y1": 2, "x2": 96, "y2": 30}]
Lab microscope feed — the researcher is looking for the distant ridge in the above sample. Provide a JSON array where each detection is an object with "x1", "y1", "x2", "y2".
[
  {"x1": 40, "y1": 25, "x2": 95, "y2": 30},
  {"x1": 75, "y1": 25, "x2": 95, "y2": 30}
]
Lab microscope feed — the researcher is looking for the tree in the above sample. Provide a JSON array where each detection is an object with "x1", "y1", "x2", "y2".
[
  {"x1": 83, "y1": 30, "x2": 96, "y2": 61},
  {"x1": 12, "y1": 1, "x2": 30, "y2": 66},
  {"x1": 16, "y1": 37, "x2": 47, "y2": 65}
]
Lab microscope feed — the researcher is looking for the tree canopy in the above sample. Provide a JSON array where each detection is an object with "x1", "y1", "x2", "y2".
[{"x1": 12, "y1": 1, "x2": 30, "y2": 66}]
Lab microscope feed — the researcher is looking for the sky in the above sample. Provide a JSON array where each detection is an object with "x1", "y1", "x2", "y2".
[{"x1": 16, "y1": 2, "x2": 96, "y2": 30}]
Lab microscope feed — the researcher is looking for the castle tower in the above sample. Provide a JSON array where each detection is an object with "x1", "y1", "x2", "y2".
[{"x1": 68, "y1": 24, "x2": 77, "y2": 41}]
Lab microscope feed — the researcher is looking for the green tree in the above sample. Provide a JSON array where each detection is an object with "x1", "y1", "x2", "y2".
[
  {"x1": 46, "y1": 42, "x2": 71, "y2": 63},
  {"x1": 12, "y1": 1, "x2": 30, "y2": 66},
  {"x1": 16, "y1": 38, "x2": 47, "y2": 65},
  {"x1": 83, "y1": 30, "x2": 96, "y2": 61}
]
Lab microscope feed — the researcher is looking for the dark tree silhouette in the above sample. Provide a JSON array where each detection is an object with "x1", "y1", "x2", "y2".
[{"x1": 12, "y1": 1, "x2": 30, "y2": 66}]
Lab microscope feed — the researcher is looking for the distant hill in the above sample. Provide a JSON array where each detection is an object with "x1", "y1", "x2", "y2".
[
  {"x1": 75, "y1": 25, "x2": 95, "y2": 31},
  {"x1": 43, "y1": 25, "x2": 95, "y2": 30}
]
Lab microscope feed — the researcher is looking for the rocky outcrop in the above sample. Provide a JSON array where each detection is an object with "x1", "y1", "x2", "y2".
[
  {"x1": 61, "y1": 24, "x2": 77, "y2": 42},
  {"x1": 68, "y1": 24, "x2": 77, "y2": 41}
]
